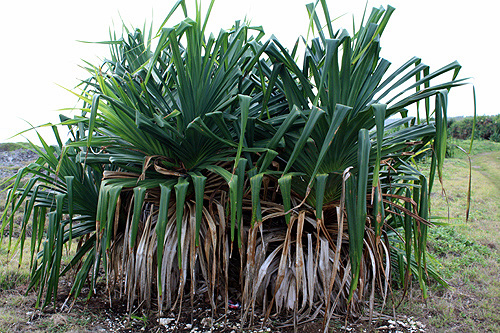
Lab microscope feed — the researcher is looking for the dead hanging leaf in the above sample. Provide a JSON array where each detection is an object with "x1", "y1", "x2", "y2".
[
  {"x1": 100, "y1": 159, "x2": 394, "y2": 330},
  {"x1": 295, "y1": 211, "x2": 306, "y2": 311},
  {"x1": 323, "y1": 206, "x2": 345, "y2": 328},
  {"x1": 154, "y1": 159, "x2": 186, "y2": 177},
  {"x1": 140, "y1": 156, "x2": 156, "y2": 181},
  {"x1": 202, "y1": 205, "x2": 218, "y2": 313},
  {"x1": 364, "y1": 237, "x2": 377, "y2": 322},
  {"x1": 382, "y1": 199, "x2": 432, "y2": 226}
]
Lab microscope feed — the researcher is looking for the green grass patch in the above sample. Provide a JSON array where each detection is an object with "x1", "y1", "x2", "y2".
[
  {"x1": 428, "y1": 226, "x2": 500, "y2": 277},
  {"x1": 0, "y1": 244, "x2": 32, "y2": 292},
  {"x1": 449, "y1": 138, "x2": 500, "y2": 156}
]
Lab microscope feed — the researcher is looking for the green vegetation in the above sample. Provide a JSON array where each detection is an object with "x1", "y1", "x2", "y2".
[
  {"x1": 0, "y1": 0, "x2": 471, "y2": 330},
  {"x1": 450, "y1": 137, "x2": 500, "y2": 155},
  {"x1": 449, "y1": 115, "x2": 500, "y2": 142},
  {"x1": 430, "y1": 227, "x2": 498, "y2": 276},
  {"x1": 0, "y1": 142, "x2": 31, "y2": 152}
]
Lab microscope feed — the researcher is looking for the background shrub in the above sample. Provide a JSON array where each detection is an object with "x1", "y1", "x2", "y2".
[{"x1": 449, "y1": 115, "x2": 500, "y2": 142}]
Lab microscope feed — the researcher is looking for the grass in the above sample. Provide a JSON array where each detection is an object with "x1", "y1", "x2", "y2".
[
  {"x1": 0, "y1": 242, "x2": 51, "y2": 332},
  {"x1": 0, "y1": 248, "x2": 31, "y2": 292},
  {"x1": 0, "y1": 234, "x2": 151, "y2": 332},
  {"x1": 393, "y1": 139, "x2": 500, "y2": 332},
  {"x1": 450, "y1": 137, "x2": 500, "y2": 155},
  {"x1": 0, "y1": 240, "x2": 121, "y2": 333}
]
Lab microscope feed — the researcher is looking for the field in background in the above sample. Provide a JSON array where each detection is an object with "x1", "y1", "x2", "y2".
[
  {"x1": 0, "y1": 140, "x2": 499, "y2": 332},
  {"x1": 393, "y1": 139, "x2": 500, "y2": 332}
]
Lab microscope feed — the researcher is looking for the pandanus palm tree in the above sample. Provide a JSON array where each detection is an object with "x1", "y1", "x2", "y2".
[{"x1": 1, "y1": 0, "x2": 467, "y2": 328}]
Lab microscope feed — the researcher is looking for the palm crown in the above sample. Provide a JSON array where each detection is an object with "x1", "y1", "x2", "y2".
[{"x1": 1, "y1": 0, "x2": 468, "y2": 327}]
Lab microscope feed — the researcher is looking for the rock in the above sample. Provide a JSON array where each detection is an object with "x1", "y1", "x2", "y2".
[
  {"x1": 50, "y1": 313, "x2": 68, "y2": 326},
  {"x1": 200, "y1": 317, "x2": 212, "y2": 327},
  {"x1": 159, "y1": 317, "x2": 175, "y2": 326}
]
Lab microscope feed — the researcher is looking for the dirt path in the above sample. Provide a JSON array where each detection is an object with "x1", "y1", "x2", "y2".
[{"x1": 472, "y1": 151, "x2": 500, "y2": 191}]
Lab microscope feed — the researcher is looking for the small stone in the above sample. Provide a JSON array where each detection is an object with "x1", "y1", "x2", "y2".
[
  {"x1": 51, "y1": 314, "x2": 68, "y2": 326},
  {"x1": 185, "y1": 323, "x2": 193, "y2": 329},
  {"x1": 159, "y1": 318, "x2": 175, "y2": 326},
  {"x1": 201, "y1": 317, "x2": 212, "y2": 327}
]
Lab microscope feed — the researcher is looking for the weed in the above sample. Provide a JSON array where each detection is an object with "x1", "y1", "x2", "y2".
[
  {"x1": 430, "y1": 227, "x2": 495, "y2": 260},
  {"x1": 0, "y1": 271, "x2": 30, "y2": 292}
]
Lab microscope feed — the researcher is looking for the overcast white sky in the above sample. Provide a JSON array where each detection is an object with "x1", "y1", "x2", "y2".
[{"x1": 0, "y1": 0, "x2": 495, "y2": 143}]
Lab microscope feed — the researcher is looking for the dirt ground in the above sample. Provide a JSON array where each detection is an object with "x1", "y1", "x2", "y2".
[{"x1": 0, "y1": 282, "x2": 428, "y2": 333}]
